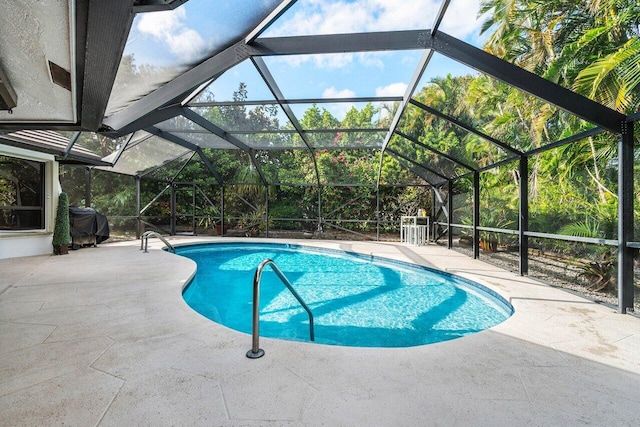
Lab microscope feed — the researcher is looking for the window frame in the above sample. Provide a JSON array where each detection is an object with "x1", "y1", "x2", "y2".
[{"x1": 0, "y1": 154, "x2": 46, "y2": 231}]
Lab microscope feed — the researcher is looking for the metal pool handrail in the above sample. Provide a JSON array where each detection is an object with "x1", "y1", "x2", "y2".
[
  {"x1": 140, "y1": 231, "x2": 175, "y2": 253},
  {"x1": 247, "y1": 258, "x2": 315, "y2": 359}
]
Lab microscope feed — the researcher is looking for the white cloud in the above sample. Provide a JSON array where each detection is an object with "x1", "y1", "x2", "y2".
[
  {"x1": 266, "y1": 0, "x2": 484, "y2": 69},
  {"x1": 375, "y1": 82, "x2": 407, "y2": 97},
  {"x1": 166, "y1": 28, "x2": 206, "y2": 62},
  {"x1": 271, "y1": 52, "x2": 354, "y2": 69},
  {"x1": 376, "y1": 82, "x2": 408, "y2": 119},
  {"x1": 137, "y1": 9, "x2": 184, "y2": 38},
  {"x1": 267, "y1": 0, "x2": 476, "y2": 36},
  {"x1": 322, "y1": 87, "x2": 356, "y2": 98},
  {"x1": 357, "y1": 52, "x2": 385, "y2": 69},
  {"x1": 321, "y1": 87, "x2": 356, "y2": 119},
  {"x1": 439, "y1": 0, "x2": 485, "y2": 39},
  {"x1": 137, "y1": 8, "x2": 206, "y2": 63}
]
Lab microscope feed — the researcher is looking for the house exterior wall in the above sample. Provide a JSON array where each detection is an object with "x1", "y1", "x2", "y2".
[{"x1": 0, "y1": 145, "x2": 60, "y2": 259}]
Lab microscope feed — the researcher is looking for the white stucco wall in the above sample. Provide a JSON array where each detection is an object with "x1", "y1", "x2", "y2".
[{"x1": 0, "y1": 145, "x2": 59, "y2": 259}]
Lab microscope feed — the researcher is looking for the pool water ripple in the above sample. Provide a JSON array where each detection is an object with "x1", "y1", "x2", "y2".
[{"x1": 181, "y1": 243, "x2": 513, "y2": 347}]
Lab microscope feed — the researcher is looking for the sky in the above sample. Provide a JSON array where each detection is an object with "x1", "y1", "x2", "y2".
[{"x1": 120, "y1": 0, "x2": 488, "y2": 121}]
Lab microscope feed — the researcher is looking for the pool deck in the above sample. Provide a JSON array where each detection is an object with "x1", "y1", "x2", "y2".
[{"x1": 1, "y1": 237, "x2": 639, "y2": 426}]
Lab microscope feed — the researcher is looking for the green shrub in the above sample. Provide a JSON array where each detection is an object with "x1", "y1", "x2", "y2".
[
  {"x1": 269, "y1": 203, "x2": 303, "y2": 230},
  {"x1": 52, "y1": 192, "x2": 70, "y2": 246}
]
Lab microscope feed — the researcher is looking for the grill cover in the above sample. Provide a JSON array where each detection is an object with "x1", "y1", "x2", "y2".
[{"x1": 69, "y1": 206, "x2": 110, "y2": 244}]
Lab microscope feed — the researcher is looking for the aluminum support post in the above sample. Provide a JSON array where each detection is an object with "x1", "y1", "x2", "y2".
[
  {"x1": 473, "y1": 172, "x2": 480, "y2": 259},
  {"x1": 618, "y1": 121, "x2": 634, "y2": 313},
  {"x1": 431, "y1": 188, "x2": 436, "y2": 241},
  {"x1": 170, "y1": 184, "x2": 176, "y2": 235},
  {"x1": 136, "y1": 176, "x2": 141, "y2": 239},
  {"x1": 192, "y1": 184, "x2": 196, "y2": 235},
  {"x1": 375, "y1": 185, "x2": 380, "y2": 241},
  {"x1": 317, "y1": 186, "x2": 323, "y2": 233},
  {"x1": 519, "y1": 156, "x2": 529, "y2": 275},
  {"x1": 447, "y1": 180, "x2": 453, "y2": 249},
  {"x1": 265, "y1": 187, "x2": 269, "y2": 237},
  {"x1": 220, "y1": 186, "x2": 225, "y2": 236},
  {"x1": 84, "y1": 167, "x2": 92, "y2": 207}
]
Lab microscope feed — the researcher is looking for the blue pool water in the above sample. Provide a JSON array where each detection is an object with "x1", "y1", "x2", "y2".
[{"x1": 180, "y1": 243, "x2": 513, "y2": 347}]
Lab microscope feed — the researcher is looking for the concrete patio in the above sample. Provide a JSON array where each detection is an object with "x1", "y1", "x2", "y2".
[{"x1": 1, "y1": 237, "x2": 639, "y2": 426}]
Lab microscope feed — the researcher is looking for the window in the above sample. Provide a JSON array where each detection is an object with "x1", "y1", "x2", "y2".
[{"x1": 0, "y1": 155, "x2": 45, "y2": 230}]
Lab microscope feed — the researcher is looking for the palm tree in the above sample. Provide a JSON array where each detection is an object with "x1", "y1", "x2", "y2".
[{"x1": 480, "y1": 0, "x2": 640, "y2": 113}]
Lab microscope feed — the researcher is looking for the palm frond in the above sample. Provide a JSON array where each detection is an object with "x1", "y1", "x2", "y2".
[{"x1": 574, "y1": 37, "x2": 640, "y2": 110}]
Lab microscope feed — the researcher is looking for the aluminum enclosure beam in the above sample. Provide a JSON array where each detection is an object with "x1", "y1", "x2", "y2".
[
  {"x1": 395, "y1": 129, "x2": 475, "y2": 172},
  {"x1": 190, "y1": 96, "x2": 402, "y2": 107},
  {"x1": 180, "y1": 108, "x2": 269, "y2": 185},
  {"x1": 386, "y1": 147, "x2": 449, "y2": 184},
  {"x1": 376, "y1": 49, "x2": 434, "y2": 190},
  {"x1": 519, "y1": 156, "x2": 529, "y2": 275},
  {"x1": 408, "y1": 98, "x2": 521, "y2": 156},
  {"x1": 104, "y1": 27, "x2": 624, "y2": 140},
  {"x1": 104, "y1": 39, "x2": 264, "y2": 131},
  {"x1": 431, "y1": 0, "x2": 451, "y2": 36},
  {"x1": 80, "y1": 0, "x2": 137, "y2": 131},
  {"x1": 447, "y1": 180, "x2": 453, "y2": 248},
  {"x1": 391, "y1": 157, "x2": 446, "y2": 188},
  {"x1": 473, "y1": 172, "x2": 480, "y2": 259},
  {"x1": 524, "y1": 127, "x2": 605, "y2": 157},
  {"x1": 107, "y1": 105, "x2": 184, "y2": 138},
  {"x1": 618, "y1": 121, "x2": 634, "y2": 313},
  {"x1": 62, "y1": 132, "x2": 81, "y2": 160},
  {"x1": 182, "y1": 108, "x2": 253, "y2": 152},
  {"x1": 253, "y1": 30, "x2": 434, "y2": 56},
  {"x1": 245, "y1": 0, "x2": 298, "y2": 43},
  {"x1": 105, "y1": 30, "x2": 433, "y2": 133},
  {"x1": 145, "y1": 126, "x2": 223, "y2": 185},
  {"x1": 251, "y1": 57, "x2": 321, "y2": 190},
  {"x1": 430, "y1": 31, "x2": 626, "y2": 134}
]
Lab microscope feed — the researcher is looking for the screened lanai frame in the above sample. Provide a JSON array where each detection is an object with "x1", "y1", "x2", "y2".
[
  {"x1": 99, "y1": 0, "x2": 637, "y2": 314},
  {"x1": 1, "y1": 0, "x2": 637, "y2": 313}
]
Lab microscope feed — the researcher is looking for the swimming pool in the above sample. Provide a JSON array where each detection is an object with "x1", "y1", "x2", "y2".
[{"x1": 180, "y1": 242, "x2": 513, "y2": 348}]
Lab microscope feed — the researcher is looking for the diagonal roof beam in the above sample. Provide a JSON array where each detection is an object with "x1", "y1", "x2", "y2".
[
  {"x1": 456, "y1": 154, "x2": 520, "y2": 180},
  {"x1": 103, "y1": 132, "x2": 136, "y2": 166},
  {"x1": 104, "y1": 39, "x2": 264, "y2": 132},
  {"x1": 409, "y1": 98, "x2": 522, "y2": 155},
  {"x1": 430, "y1": 31, "x2": 626, "y2": 134},
  {"x1": 395, "y1": 130, "x2": 475, "y2": 171},
  {"x1": 525, "y1": 126, "x2": 605, "y2": 158},
  {"x1": 386, "y1": 148, "x2": 448, "y2": 186},
  {"x1": 245, "y1": 0, "x2": 298, "y2": 43},
  {"x1": 431, "y1": 0, "x2": 451, "y2": 36},
  {"x1": 182, "y1": 108, "x2": 252, "y2": 151},
  {"x1": 104, "y1": 28, "x2": 624, "y2": 139},
  {"x1": 138, "y1": 151, "x2": 194, "y2": 179},
  {"x1": 387, "y1": 147, "x2": 450, "y2": 182},
  {"x1": 145, "y1": 126, "x2": 223, "y2": 185},
  {"x1": 106, "y1": 105, "x2": 184, "y2": 138},
  {"x1": 375, "y1": 49, "x2": 434, "y2": 191},
  {"x1": 181, "y1": 108, "x2": 269, "y2": 185},
  {"x1": 62, "y1": 132, "x2": 82, "y2": 160},
  {"x1": 251, "y1": 57, "x2": 321, "y2": 189}
]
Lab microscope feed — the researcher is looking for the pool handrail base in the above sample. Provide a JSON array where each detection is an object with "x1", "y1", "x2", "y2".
[{"x1": 247, "y1": 258, "x2": 315, "y2": 358}]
